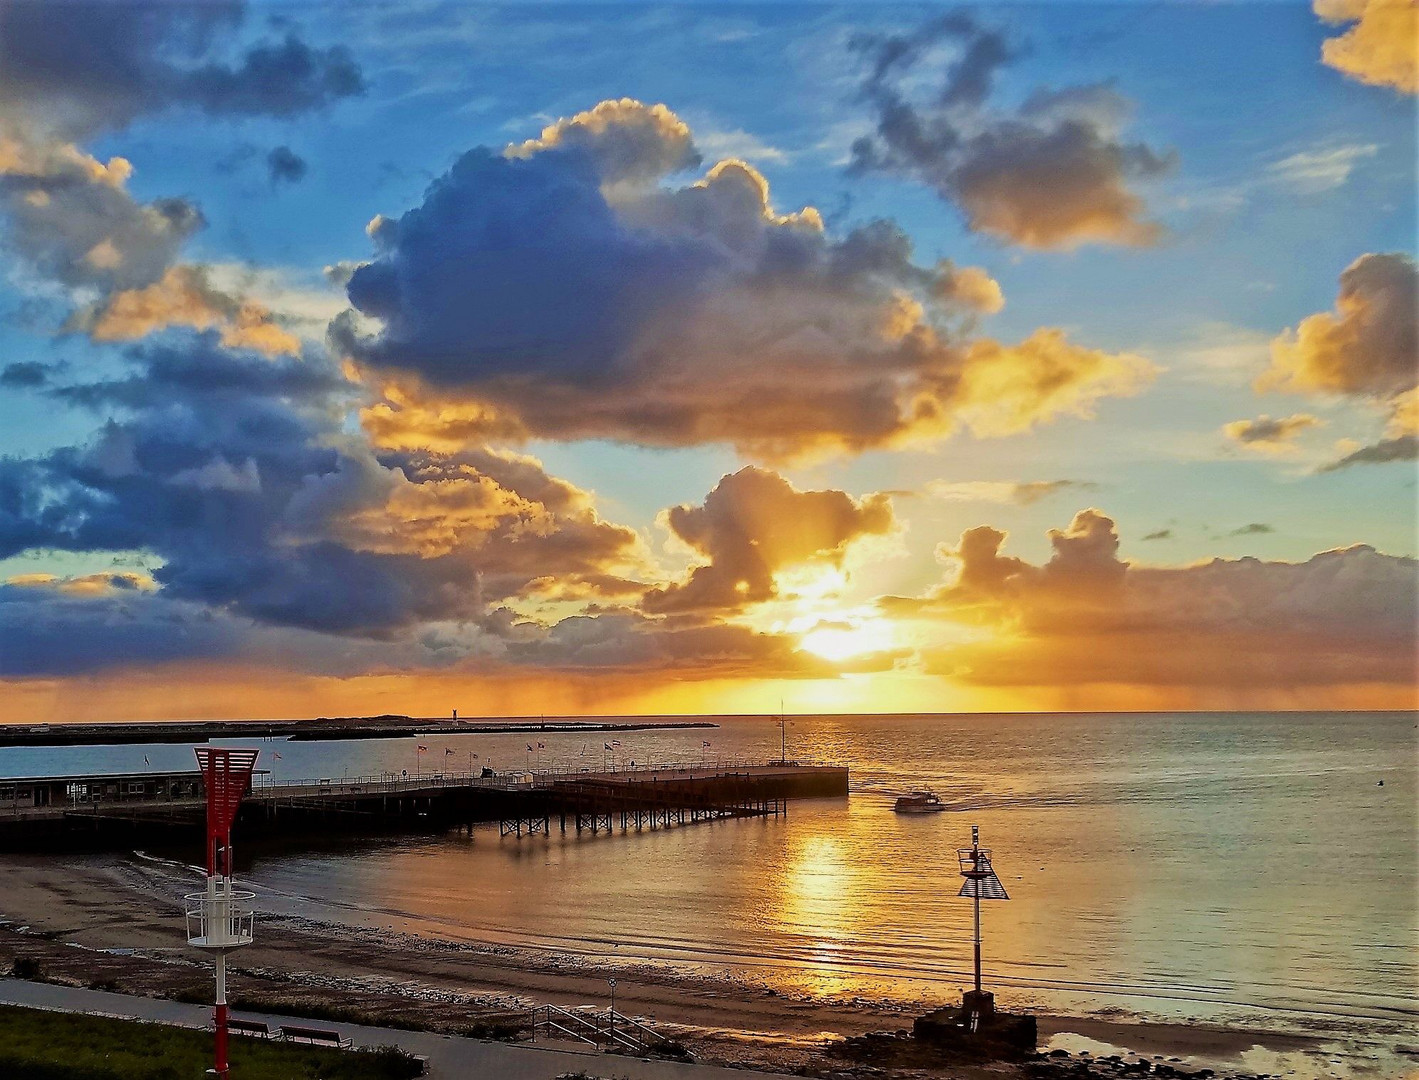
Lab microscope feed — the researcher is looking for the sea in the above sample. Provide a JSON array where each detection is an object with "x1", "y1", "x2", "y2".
[{"x1": 3, "y1": 711, "x2": 1415, "y2": 1053}]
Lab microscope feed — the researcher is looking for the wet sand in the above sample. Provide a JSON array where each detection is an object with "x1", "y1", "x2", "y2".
[{"x1": 0, "y1": 853, "x2": 1385, "y2": 1078}]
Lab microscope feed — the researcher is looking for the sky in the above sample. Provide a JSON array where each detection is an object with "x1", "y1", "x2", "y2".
[{"x1": 0, "y1": 0, "x2": 1415, "y2": 722}]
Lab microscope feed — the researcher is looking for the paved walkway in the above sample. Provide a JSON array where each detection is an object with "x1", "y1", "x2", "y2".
[{"x1": 0, "y1": 978, "x2": 797, "y2": 1080}]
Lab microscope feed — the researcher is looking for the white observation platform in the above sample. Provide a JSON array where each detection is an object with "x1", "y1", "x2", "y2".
[{"x1": 185, "y1": 879, "x2": 256, "y2": 950}]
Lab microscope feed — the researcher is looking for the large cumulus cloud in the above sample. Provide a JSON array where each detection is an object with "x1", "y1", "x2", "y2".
[
  {"x1": 334, "y1": 99, "x2": 1154, "y2": 460},
  {"x1": 886, "y1": 509, "x2": 1417, "y2": 692},
  {"x1": 642, "y1": 467, "x2": 895, "y2": 614},
  {"x1": 848, "y1": 16, "x2": 1174, "y2": 249}
]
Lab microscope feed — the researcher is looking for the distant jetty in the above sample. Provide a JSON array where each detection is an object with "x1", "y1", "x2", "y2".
[{"x1": 0, "y1": 715, "x2": 718, "y2": 748}]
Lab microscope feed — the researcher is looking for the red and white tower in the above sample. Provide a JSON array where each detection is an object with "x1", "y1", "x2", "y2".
[{"x1": 186, "y1": 748, "x2": 259, "y2": 1079}]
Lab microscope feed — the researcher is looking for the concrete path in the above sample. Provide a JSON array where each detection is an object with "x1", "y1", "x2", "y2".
[{"x1": 0, "y1": 978, "x2": 798, "y2": 1080}]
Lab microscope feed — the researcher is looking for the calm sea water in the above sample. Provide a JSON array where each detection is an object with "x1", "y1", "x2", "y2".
[{"x1": 4, "y1": 712, "x2": 1415, "y2": 1038}]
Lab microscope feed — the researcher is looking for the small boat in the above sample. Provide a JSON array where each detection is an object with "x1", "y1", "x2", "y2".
[{"x1": 894, "y1": 790, "x2": 946, "y2": 813}]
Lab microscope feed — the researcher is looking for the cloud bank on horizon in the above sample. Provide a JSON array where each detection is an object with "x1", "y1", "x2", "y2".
[{"x1": 0, "y1": 1, "x2": 1413, "y2": 718}]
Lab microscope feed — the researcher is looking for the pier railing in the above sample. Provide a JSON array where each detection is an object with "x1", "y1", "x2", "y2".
[{"x1": 250, "y1": 758, "x2": 823, "y2": 800}]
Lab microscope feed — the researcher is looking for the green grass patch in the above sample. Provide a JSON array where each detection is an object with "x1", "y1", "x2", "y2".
[{"x1": 0, "y1": 1004, "x2": 423, "y2": 1080}]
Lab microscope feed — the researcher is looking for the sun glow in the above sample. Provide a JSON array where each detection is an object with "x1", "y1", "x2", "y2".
[{"x1": 799, "y1": 617, "x2": 898, "y2": 662}]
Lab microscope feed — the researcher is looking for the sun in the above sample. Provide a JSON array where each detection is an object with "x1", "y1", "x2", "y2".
[{"x1": 799, "y1": 618, "x2": 898, "y2": 663}]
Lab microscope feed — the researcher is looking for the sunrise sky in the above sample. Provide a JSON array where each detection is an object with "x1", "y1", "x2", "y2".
[{"x1": 0, "y1": 1, "x2": 1415, "y2": 722}]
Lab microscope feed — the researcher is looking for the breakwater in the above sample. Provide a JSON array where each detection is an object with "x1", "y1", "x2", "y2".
[{"x1": 0, "y1": 715, "x2": 718, "y2": 748}]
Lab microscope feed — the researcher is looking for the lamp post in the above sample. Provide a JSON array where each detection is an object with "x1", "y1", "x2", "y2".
[{"x1": 608, "y1": 977, "x2": 617, "y2": 1043}]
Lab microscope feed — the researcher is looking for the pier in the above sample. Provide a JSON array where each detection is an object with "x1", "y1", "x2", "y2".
[{"x1": 0, "y1": 763, "x2": 849, "y2": 850}]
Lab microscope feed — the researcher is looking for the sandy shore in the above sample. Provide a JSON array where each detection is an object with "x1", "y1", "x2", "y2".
[{"x1": 0, "y1": 853, "x2": 1407, "y2": 1080}]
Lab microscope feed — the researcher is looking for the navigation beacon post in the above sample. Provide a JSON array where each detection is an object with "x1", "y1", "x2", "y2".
[
  {"x1": 956, "y1": 823, "x2": 1009, "y2": 1030},
  {"x1": 186, "y1": 748, "x2": 259, "y2": 1079}
]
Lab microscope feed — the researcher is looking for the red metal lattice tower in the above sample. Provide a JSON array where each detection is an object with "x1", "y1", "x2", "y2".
[{"x1": 191, "y1": 748, "x2": 259, "y2": 1080}]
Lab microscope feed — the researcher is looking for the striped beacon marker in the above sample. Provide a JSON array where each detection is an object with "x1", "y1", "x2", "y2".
[{"x1": 956, "y1": 823, "x2": 1009, "y2": 1031}]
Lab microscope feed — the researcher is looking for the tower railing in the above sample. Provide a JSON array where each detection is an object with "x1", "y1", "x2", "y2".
[{"x1": 184, "y1": 885, "x2": 256, "y2": 949}]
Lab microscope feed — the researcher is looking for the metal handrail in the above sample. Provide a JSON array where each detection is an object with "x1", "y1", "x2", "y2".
[
  {"x1": 249, "y1": 759, "x2": 836, "y2": 801},
  {"x1": 530, "y1": 1004, "x2": 668, "y2": 1052}
]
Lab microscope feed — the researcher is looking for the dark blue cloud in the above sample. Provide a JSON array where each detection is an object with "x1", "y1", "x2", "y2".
[
  {"x1": 0, "y1": 584, "x2": 241, "y2": 676},
  {"x1": 849, "y1": 16, "x2": 1174, "y2": 248},
  {"x1": 0, "y1": 337, "x2": 463, "y2": 635},
  {"x1": 0, "y1": 333, "x2": 640, "y2": 643},
  {"x1": 338, "y1": 145, "x2": 714, "y2": 388},
  {"x1": 267, "y1": 145, "x2": 309, "y2": 185},
  {"x1": 0, "y1": 361, "x2": 49, "y2": 388},
  {"x1": 0, "y1": 1, "x2": 365, "y2": 137}
]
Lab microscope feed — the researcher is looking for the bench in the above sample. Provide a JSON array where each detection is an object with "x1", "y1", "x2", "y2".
[
  {"x1": 281, "y1": 1024, "x2": 347, "y2": 1048},
  {"x1": 228, "y1": 1019, "x2": 273, "y2": 1039}
]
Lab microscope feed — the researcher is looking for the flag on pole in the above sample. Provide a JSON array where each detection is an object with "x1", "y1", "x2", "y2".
[
  {"x1": 611, "y1": 740, "x2": 621, "y2": 747},
  {"x1": 702, "y1": 740, "x2": 711, "y2": 748},
  {"x1": 273, "y1": 751, "x2": 283, "y2": 760},
  {"x1": 143, "y1": 755, "x2": 149, "y2": 765},
  {"x1": 445, "y1": 747, "x2": 454, "y2": 755},
  {"x1": 527, "y1": 743, "x2": 534, "y2": 752},
  {"x1": 537, "y1": 741, "x2": 546, "y2": 749},
  {"x1": 604, "y1": 742, "x2": 612, "y2": 750},
  {"x1": 417, "y1": 745, "x2": 428, "y2": 753}
]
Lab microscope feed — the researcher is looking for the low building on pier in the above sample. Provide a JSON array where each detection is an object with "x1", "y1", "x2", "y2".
[{"x1": 0, "y1": 770, "x2": 205, "y2": 815}]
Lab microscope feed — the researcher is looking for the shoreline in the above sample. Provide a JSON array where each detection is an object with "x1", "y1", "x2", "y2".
[{"x1": 0, "y1": 853, "x2": 1411, "y2": 1080}]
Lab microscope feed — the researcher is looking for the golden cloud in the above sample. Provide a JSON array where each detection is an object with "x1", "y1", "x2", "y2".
[
  {"x1": 890, "y1": 509, "x2": 1417, "y2": 692},
  {"x1": 1265, "y1": 252, "x2": 1417, "y2": 399},
  {"x1": 72, "y1": 265, "x2": 302, "y2": 355},
  {"x1": 1222, "y1": 413, "x2": 1323, "y2": 454},
  {"x1": 6, "y1": 571, "x2": 156, "y2": 596},
  {"x1": 936, "y1": 263, "x2": 1005, "y2": 314},
  {"x1": 946, "y1": 329, "x2": 1156, "y2": 438},
  {"x1": 1265, "y1": 252, "x2": 1416, "y2": 468},
  {"x1": 295, "y1": 446, "x2": 649, "y2": 606},
  {"x1": 643, "y1": 467, "x2": 896, "y2": 614},
  {"x1": 1314, "y1": 0, "x2": 1418, "y2": 93}
]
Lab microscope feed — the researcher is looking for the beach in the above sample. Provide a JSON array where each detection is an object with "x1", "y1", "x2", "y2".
[{"x1": 0, "y1": 851, "x2": 1411, "y2": 1080}]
